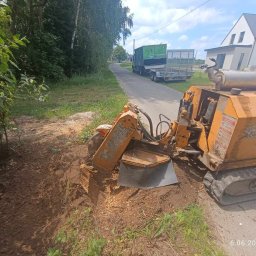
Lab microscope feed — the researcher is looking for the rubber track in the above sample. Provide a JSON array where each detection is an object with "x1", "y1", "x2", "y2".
[{"x1": 203, "y1": 167, "x2": 256, "y2": 205}]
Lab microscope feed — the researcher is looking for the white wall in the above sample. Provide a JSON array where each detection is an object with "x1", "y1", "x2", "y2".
[
  {"x1": 248, "y1": 42, "x2": 256, "y2": 67},
  {"x1": 230, "y1": 47, "x2": 251, "y2": 70},
  {"x1": 205, "y1": 49, "x2": 234, "y2": 70},
  {"x1": 205, "y1": 46, "x2": 252, "y2": 70},
  {"x1": 221, "y1": 16, "x2": 254, "y2": 46}
]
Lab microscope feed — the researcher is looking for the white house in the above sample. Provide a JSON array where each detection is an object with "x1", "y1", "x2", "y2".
[{"x1": 205, "y1": 13, "x2": 256, "y2": 70}]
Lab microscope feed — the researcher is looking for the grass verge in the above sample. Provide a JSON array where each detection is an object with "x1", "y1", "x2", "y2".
[
  {"x1": 48, "y1": 207, "x2": 106, "y2": 256},
  {"x1": 164, "y1": 71, "x2": 210, "y2": 92},
  {"x1": 12, "y1": 68, "x2": 127, "y2": 140},
  {"x1": 49, "y1": 204, "x2": 224, "y2": 255},
  {"x1": 120, "y1": 62, "x2": 132, "y2": 71},
  {"x1": 112, "y1": 204, "x2": 225, "y2": 256}
]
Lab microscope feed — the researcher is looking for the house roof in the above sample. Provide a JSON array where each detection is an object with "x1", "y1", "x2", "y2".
[
  {"x1": 205, "y1": 44, "x2": 252, "y2": 52},
  {"x1": 220, "y1": 13, "x2": 256, "y2": 45},
  {"x1": 244, "y1": 13, "x2": 256, "y2": 38}
]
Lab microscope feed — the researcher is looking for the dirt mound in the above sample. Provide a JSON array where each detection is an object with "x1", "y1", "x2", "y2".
[
  {"x1": 0, "y1": 114, "x2": 94, "y2": 255},
  {"x1": 90, "y1": 161, "x2": 202, "y2": 237},
  {"x1": 121, "y1": 236, "x2": 179, "y2": 256},
  {"x1": 11, "y1": 112, "x2": 96, "y2": 144}
]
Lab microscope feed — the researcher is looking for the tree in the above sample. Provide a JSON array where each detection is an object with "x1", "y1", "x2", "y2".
[
  {"x1": 6, "y1": 0, "x2": 134, "y2": 79},
  {"x1": 112, "y1": 45, "x2": 127, "y2": 62},
  {"x1": 0, "y1": 6, "x2": 47, "y2": 154},
  {"x1": 120, "y1": 6, "x2": 133, "y2": 45}
]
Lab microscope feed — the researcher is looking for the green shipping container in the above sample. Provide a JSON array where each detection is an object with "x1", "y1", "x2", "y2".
[
  {"x1": 143, "y1": 44, "x2": 167, "y2": 60},
  {"x1": 133, "y1": 44, "x2": 167, "y2": 74}
]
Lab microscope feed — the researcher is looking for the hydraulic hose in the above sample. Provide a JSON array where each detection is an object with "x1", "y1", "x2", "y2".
[
  {"x1": 138, "y1": 119, "x2": 156, "y2": 141},
  {"x1": 138, "y1": 108, "x2": 154, "y2": 137},
  {"x1": 156, "y1": 121, "x2": 170, "y2": 137}
]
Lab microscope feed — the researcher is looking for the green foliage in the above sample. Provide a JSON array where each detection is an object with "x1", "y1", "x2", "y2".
[
  {"x1": 49, "y1": 207, "x2": 105, "y2": 256},
  {"x1": 55, "y1": 230, "x2": 68, "y2": 244},
  {"x1": 21, "y1": 31, "x2": 65, "y2": 81},
  {"x1": 120, "y1": 6, "x2": 133, "y2": 45},
  {"x1": 113, "y1": 45, "x2": 127, "y2": 62},
  {"x1": 194, "y1": 59, "x2": 205, "y2": 65},
  {"x1": 172, "y1": 204, "x2": 225, "y2": 256},
  {"x1": 0, "y1": 6, "x2": 47, "y2": 150},
  {"x1": 47, "y1": 248, "x2": 62, "y2": 256},
  {"x1": 8, "y1": 0, "x2": 133, "y2": 80},
  {"x1": 85, "y1": 238, "x2": 106, "y2": 256},
  {"x1": 154, "y1": 213, "x2": 173, "y2": 238}
]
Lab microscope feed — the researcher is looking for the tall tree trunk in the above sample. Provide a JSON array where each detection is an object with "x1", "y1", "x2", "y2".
[
  {"x1": 71, "y1": 0, "x2": 81, "y2": 50},
  {"x1": 68, "y1": 0, "x2": 81, "y2": 76},
  {"x1": 29, "y1": 0, "x2": 34, "y2": 35}
]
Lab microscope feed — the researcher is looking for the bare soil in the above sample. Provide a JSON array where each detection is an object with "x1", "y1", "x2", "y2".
[{"x1": 0, "y1": 115, "x2": 203, "y2": 256}]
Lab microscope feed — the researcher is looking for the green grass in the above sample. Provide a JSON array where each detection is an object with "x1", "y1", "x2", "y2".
[
  {"x1": 120, "y1": 62, "x2": 132, "y2": 71},
  {"x1": 165, "y1": 71, "x2": 210, "y2": 92},
  {"x1": 49, "y1": 204, "x2": 224, "y2": 256},
  {"x1": 112, "y1": 204, "x2": 225, "y2": 256},
  {"x1": 48, "y1": 207, "x2": 106, "y2": 256},
  {"x1": 12, "y1": 68, "x2": 127, "y2": 140}
]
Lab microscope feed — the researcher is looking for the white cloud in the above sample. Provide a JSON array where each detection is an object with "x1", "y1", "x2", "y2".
[
  {"x1": 178, "y1": 35, "x2": 188, "y2": 41},
  {"x1": 123, "y1": 0, "x2": 228, "y2": 35},
  {"x1": 200, "y1": 36, "x2": 208, "y2": 41},
  {"x1": 122, "y1": 0, "x2": 233, "y2": 56},
  {"x1": 190, "y1": 35, "x2": 214, "y2": 59}
]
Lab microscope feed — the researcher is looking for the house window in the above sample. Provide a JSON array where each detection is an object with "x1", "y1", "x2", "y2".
[
  {"x1": 237, "y1": 53, "x2": 245, "y2": 70},
  {"x1": 238, "y1": 31, "x2": 245, "y2": 43},
  {"x1": 230, "y1": 34, "x2": 236, "y2": 45},
  {"x1": 216, "y1": 54, "x2": 226, "y2": 69}
]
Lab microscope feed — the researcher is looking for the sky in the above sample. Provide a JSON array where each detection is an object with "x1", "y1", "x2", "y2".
[{"x1": 122, "y1": 0, "x2": 256, "y2": 59}]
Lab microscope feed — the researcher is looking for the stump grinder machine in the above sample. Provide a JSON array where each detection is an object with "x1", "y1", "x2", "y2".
[{"x1": 87, "y1": 59, "x2": 256, "y2": 205}]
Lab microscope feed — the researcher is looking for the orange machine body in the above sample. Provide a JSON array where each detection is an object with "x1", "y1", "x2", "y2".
[
  {"x1": 92, "y1": 110, "x2": 141, "y2": 172},
  {"x1": 187, "y1": 86, "x2": 256, "y2": 171}
]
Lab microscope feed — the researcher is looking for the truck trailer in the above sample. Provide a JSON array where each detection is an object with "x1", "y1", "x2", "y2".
[{"x1": 150, "y1": 49, "x2": 194, "y2": 82}]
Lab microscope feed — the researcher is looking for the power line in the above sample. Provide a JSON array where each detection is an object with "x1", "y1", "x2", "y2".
[{"x1": 135, "y1": 0, "x2": 212, "y2": 41}]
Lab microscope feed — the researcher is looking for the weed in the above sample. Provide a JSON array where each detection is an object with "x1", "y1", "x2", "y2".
[
  {"x1": 112, "y1": 204, "x2": 225, "y2": 256},
  {"x1": 47, "y1": 248, "x2": 62, "y2": 256},
  {"x1": 123, "y1": 228, "x2": 140, "y2": 240},
  {"x1": 172, "y1": 204, "x2": 225, "y2": 256},
  {"x1": 85, "y1": 237, "x2": 106, "y2": 256},
  {"x1": 55, "y1": 230, "x2": 67, "y2": 244},
  {"x1": 49, "y1": 207, "x2": 105, "y2": 256},
  {"x1": 154, "y1": 213, "x2": 173, "y2": 238}
]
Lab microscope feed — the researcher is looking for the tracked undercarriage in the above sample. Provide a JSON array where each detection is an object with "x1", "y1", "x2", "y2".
[{"x1": 204, "y1": 168, "x2": 256, "y2": 205}]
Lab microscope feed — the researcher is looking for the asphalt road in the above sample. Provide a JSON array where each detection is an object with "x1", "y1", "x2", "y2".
[
  {"x1": 110, "y1": 63, "x2": 182, "y2": 129},
  {"x1": 111, "y1": 63, "x2": 256, "y2": 256}
]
